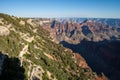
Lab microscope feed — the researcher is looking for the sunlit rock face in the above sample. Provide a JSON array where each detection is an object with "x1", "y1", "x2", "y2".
[
  {"x1": 39, "y1": 18, "x2": 120, "y2": 44},
  {"x1": 0, "y1": 26, "x2": 10, "y2": 36}
]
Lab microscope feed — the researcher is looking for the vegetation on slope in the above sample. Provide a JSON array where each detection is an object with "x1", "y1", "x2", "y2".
[{"x1": 0, "y1": 13, "x2": 97, "y2": 80}]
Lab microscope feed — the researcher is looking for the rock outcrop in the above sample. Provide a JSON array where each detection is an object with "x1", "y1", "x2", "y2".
[{"x1": 0, "y1": 26, "x2": 10, "y2": 36}]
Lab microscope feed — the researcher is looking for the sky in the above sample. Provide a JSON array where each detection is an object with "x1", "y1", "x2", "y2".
[{"x1": 0, "y1": 0, "x2": 120, "y2": 18}]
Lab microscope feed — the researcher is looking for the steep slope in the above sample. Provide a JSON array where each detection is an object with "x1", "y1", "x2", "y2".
[
  {"x1": 35, "y1": 18, "x2": 120, "y2": 80},
  {"x1": 0, "y1": 13, "x2": 100, "y2": 80}
]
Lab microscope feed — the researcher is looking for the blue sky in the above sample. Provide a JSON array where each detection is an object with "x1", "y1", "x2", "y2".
[{"x1": 0, "y1": 0, "x2": 120, "y2": 18}]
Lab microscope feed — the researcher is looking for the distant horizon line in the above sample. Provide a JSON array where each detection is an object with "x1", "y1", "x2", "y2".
[{"x1": 1, "y1": 13, "x2": 120, "y2": 19}]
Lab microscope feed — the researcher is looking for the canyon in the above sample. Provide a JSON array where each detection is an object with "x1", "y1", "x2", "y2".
[{"x1": 35, "y1": 18, "x2": 120, "y2": 80}]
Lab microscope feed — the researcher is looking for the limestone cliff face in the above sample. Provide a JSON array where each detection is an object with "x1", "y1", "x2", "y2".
[
  {"x1": 0, "y1": 26, "x2": 10, "y2": 36},
  {"x1": 0, "y1": 13, "x2": 100, "y2": 80}
]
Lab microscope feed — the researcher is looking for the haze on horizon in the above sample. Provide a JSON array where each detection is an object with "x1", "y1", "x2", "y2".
[{"x1": 0, "y1": 0, "x2": 120, "y2": 18}]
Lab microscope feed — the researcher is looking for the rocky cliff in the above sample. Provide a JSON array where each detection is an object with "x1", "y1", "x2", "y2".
[
  {"x1": 0, "y1": 13, "x2": 101, "y2": 80},
  {"x1": 35, "y1": 18, "x2": 120, "y2": 80},
  {"x1": 39, "y1": 18, "x2": 120, "y2": 44}
]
